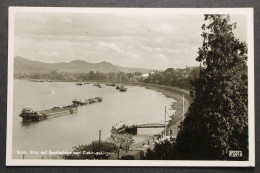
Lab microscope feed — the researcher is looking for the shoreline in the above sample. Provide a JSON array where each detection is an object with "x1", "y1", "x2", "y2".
[{"x1": 126, "y1": 82, "x2": 191, "y2": 137}]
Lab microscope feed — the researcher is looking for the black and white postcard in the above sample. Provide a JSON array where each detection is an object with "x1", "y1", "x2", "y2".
[{"x1": 6, "y1": 7, "x2": 254, "y2": 166}]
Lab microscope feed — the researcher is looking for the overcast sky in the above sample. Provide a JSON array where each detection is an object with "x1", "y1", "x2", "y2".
[{"x1": 14, "y1": 12, "x2": 247, "y2": 70}]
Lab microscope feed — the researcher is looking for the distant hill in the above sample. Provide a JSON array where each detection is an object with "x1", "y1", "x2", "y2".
[{"x1": 14, "y1": 56, "x2": 153, "y2": 73}]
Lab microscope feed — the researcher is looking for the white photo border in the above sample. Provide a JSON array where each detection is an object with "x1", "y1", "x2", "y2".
[{"x1": 6, "y1": 7, "x2": 255, "y2": 167}]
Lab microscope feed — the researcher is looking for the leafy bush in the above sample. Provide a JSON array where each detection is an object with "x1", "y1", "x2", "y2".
[{"x1": 144, "y1": 140, "x2": 175, "y2": 160}]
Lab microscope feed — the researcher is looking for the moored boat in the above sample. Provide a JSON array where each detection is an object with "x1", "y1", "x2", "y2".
[
  {"x1": 37, "y1": 80, "x2": 44, "y2": 82},
  {"x1": 88, "y1": 98, "x2": 96, "y2": 104},
  {"x1": 94, "y1": 96, "x2": 103, "y2": 102},
  {"x1": 72, "y1": 97, "x2": 103, "y2": 106},
  {"x1": 119, "y1": 86, "x2": 127, "y2": 92},
  {"x1": 19, "y1": 104, "x2": 78, "y2": 122},
  {"x1": 29, "y1": 79, "x2": 44, "y2": 82},
  {"x1": 111, "y1": 121, "x2": 127, "y2": 134},
  {"x1": 72, "y1": 99, "x2": 90, "y2": 105},
  {"x1": 76, "y1": 82, "x2": 84, "y2": 86}
]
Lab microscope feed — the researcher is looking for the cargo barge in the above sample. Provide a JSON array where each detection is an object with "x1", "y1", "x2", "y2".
[
  {"x1": 19, "y1": 104, "x2": 78, "y2": 122},
  {"x1": 72, "y1": 97, "x2": 103, "y2": 106}
]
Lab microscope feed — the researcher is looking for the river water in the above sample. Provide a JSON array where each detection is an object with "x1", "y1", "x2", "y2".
[{"x1": 12, "y1": 80, "x2": 175, "y2": 159}]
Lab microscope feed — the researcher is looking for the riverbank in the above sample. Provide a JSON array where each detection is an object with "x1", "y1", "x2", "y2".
[{"x1": 126, "y1": 82, "x2": 191, "y2": 137}]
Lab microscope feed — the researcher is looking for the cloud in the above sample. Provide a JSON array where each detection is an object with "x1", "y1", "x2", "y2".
[
  {"x1": 14, "y1": 12, "x2": 247, "y2": 70},
  {"x1": 156, "y1": 54, "x2": 168, "y2": 60}
]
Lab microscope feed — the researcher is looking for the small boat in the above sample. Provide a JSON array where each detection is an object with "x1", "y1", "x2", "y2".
[
  {"x1": 19, "y1": 104, "x2": 78, "y2": 122},
  {"x1": 119, "y1": 86, "x2": 127, "y2": 92},
  {"x1": 76, "y1": 82, "x2": 84, "y2": 86},
  {"x1": 29, "y1": 80, "x2": 44, "y2": 82},
  {"x1": 98, "y1": 84, "x2": 102, "y2": 88},
  {"x1": 116, "y1": 85, "x2": 120, "y2": 89},
  {"x1": 111, "y1": 121, "x2": 126, "y2": 134}
]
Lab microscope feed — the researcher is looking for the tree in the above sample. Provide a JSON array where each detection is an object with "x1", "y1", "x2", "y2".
[
  {"x1": 110, "y1": 133, "x2": 133, "y2": 153},
  {"x1": 144, "y1": 140, "x2": 175, "y2": 160},
  {"x1": 88, "y1": 71, "x2": 95, "y2": 80},
  {"x1": 174, "y1": 15, "x2": 248, "y2": 160}
]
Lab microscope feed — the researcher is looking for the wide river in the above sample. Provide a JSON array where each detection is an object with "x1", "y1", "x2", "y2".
[{"x1": 12, "y1": 80, "x2": 175, "y2": 159}]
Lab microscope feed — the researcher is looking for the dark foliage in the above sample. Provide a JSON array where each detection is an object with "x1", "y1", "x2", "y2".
[
  {"x1": 174, "y1": 14, "x2": 248, "y2": 160},
  {"x1": 143, "y1": 67, "x2": 200, "y2": 90},
  {"x1": 144, "y1": 140, "x2": 175, "y2": 160}
]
